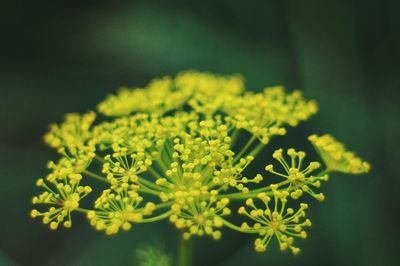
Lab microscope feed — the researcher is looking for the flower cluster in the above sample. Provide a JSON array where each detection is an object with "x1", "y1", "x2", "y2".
[
  {"x1": 44, "y1": 111, "x2": 96, "y2": 154},
  {"x1": 265, "y1": 148, "x2": 328, "y2": 201},
  {"x1": 31, "y1": 174, "x2": 92, "y2": 229},
  {"x1": 169, "y1": 198, "x2": 231, "y2": 240},
  {"x1": 31, "y1": 71, "x2": 370, "y2": 255},
  {"x1": 222, "y1": 86, "x2": 318, "y2": 144},
  {"x1": 238, "y1": 191, "x2": 311, "y2": 254},
  {"x1": 308, "y1": 134, "x2": 370, "y2": 174},
  {"x1": 87, "y1": 183, "x2": 155, "y2": 235}
]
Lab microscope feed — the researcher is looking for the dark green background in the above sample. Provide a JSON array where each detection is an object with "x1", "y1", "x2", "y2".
[{"x1": 0, "y1": 0, "x2": 399, "y2": 265}]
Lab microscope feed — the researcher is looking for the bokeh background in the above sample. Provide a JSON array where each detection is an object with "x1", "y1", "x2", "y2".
[{"x1": 1, "y1": 0, "x2": 399, "y2": 265}]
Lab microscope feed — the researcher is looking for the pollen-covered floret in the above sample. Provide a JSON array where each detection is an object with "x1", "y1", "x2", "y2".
[
  {"x1": 175, "y1": 70, "x2": 244, "y2": 114},
  {"x1": 102, "y1": 150, "x2": 152, "y2": 185},
  {"x1": 87, "y1": 183, "x2": 155, "y2": 235},
  {"x1": 155, "y1": 134, "x2": 223, "y2": 204},
  {"x1": 265, "y1": 148, "x2": 328, "y2": 201},
  {"x1": 44, "y1": 111, "x2": 96, "y2": 154},
  {"x1": 308, "y1": 134, "x2": 370, "y2": 174},
  {"x1": 223, "y1": 86, "x2": 317, "y2": 144},
  {"x1": 175, "y1": 70, "x2": 244, "y2": 96},
  {"x1": 214, "y1": 156, "x2": 262, "y2": 193},
  {"x1": 238, "y1": 192, "x2": 311, "y2": 255},
  {"x1": 154, "y1": 120, "x2": 252, "y2": 204},
  {"x1": 31, "y1": 175, "x2": 92, "y2": 230},
  {"x1": 184, "y1": 116, "x2": 235, "y2": 166},
  {"x1": 169, "y1": 198, "x2": 231, "y2": 240},
  {"x1": 97, "y1": 71, "x2": 244, "y2": 117},
  {"x1": 98, "y1": 77, "x2": 190, "y2": 116},
  {"x1": 46, "y1": 147, "x2": 95, "y2": 182},
  {"x1": 93, "y1": 113, "x2": 166, "y2": 155}
]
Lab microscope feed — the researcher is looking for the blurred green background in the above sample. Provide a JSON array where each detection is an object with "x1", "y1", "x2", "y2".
[{"x1": 0, "y1": 0, "x2": 399, "y2": 265}]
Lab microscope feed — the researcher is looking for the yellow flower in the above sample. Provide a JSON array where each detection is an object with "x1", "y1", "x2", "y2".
[
  {"x1": 102, "y1": 151, "x2": 152, "y2": 185},
  {"x1": 46, "y1": 147, "x2": 95, "y2": 182},
  {"x1": 175, "y1": 70, "x2": 244, "y2": 114},
  {"x1": 31, "y1": 175, "x2": 92, "y2": 229},
  {"x1": 169, "y1": 198, "x2": 231, "y2": 240},
  {"x1": 153, "y1": 118, "x2": 256, "y2": 204},
  {"x1": 308, "y1": 134, "x2": 370, "y2": 174},
  {"x1": 44, "y1": 111, "x2": 96, "y2": 154},
  {"x1": 214, "y1": 156, "x2": 262, "y2": 193},
  {"x1": 155, "y1": 133, "x2": 225, "y2": 204},
  {"x1": 223, "y1": 86, "x2": 317, "y2": 144},
  {"x1": 265, "y1": 148, "x2": 328, "y2": 201},
  {"x1": 87, "y1": 183, "x2": 155, "y2": 235},
  {"x1": 239, "y1": 192, "x2": 311, "y2": 255},
  {"x1": 93, "y1": 113, "x2": 166, "y2": 154},
  {"x1": 31, "y1": 71, "x2": 371, "y2": 257},
  {"x1": 175, "y1": 70, "x2": 243, "y2": 96},
  {"x1": 97, "y1": 71, "x2": 244, "y2": 117},
  {"x1": 97, "y1": 77, "x2": 189, "y2": 116}
]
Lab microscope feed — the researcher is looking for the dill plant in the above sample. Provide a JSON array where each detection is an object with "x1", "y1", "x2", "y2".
[{"x1": 31, "y1": 71, "x2": 370, "y2": 265}]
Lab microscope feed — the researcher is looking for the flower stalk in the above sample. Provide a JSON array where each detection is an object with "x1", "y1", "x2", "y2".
[{"x1": 178, "y1": 237, "x2": 192, "y2": 266}]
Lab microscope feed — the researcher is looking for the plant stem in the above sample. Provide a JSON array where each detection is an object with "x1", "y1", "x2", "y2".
[
  {"x1": 248, "y1": 142, "x2": 266, "y2": 157},
  {"x1": 318, "y1": 169, "x2": 331, "y2": 176},
  {"x1": 233, "y1": 135, "x2": 257, "y2": 163},
  {"x1": 230, "y1": 128, "x2": 240, "y2": 148},
  {"x1": 221, "y1": 180, "x2": 290, "y2": 200},
  {"x1": 94, "y1": 155, "x2": 106, "y2": 163},
  {"x1": 135, "y1": 201, "x2": 172, "y2": 212},
  {"x1": 140, "y1": 210, "x2": 172, "y2": 223},
  {"x1": 138, "y1": 176, "x2": 168, "y2": 192},
  {"x1": 178, "y1": 237, "x2": 192, "y2": 266},
  {"x1": 83, "y1": 170, "x2": 110, "y2": 183},
  {"x1": 221, "y1": 218, "x2": 246, "y2": 233}
]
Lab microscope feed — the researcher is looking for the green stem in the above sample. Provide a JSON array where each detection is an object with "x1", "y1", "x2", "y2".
[
  {"x1": 138, "y1": 176, "x2": 168, "y2": 192},
  {"x1": 234, "y1": 135, "x2": 257, "y2": 163},
  {"x1": 155, "y1": 158, "x2": 169, "y2": 173},
  {"x1": 221, "y1": 180, "x2": 290, "y2": 200},
  {"x1": 148, "y1": 166, "x2": 164, "y2": 180},
  {"x1": 76, "y1": 207, "x2": 90, "y2": 213},
  {"x1": 221, "y1": 218, "x2": 247, "y2": 233},
  {"x1": 248, "y1": 142, "x2": 266, "y2": 157},
  {"x1": 178, "y1": 237, "x2": 192, "y2": 266},
  {"x1": 137, "y1": 187, "x2": 161, "y2": 196},
  {"x1": 222, "y1": 188, "x2": 273, "y2": 200},
  {"x1": 94, "y1": 155, "x2": 106, "y2": 163},
  {"x1": 318, "y1": 169, "x2": 331, "y2": 176},
  {"x1": 230, "y1": 128, "x2": 240, "y2": 148},
  {"x1": 136, "y1": 201, "x2": 172, "y2": 212},
  {"x1": 221, "y1": 218, "x2": 259, "y2": 234},
  {"x1": 140, "y1": 210, "x2": 172, "y2": 223},
  {"x1": 83, "y1": 170, "x2": 110, "y2": 183},
  {"x1": 164, "y1": 139, "x2": 175, "y2": 162}
]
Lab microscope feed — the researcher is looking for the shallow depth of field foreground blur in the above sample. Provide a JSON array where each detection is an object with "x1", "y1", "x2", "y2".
[{"x1": 0, "y1": 0, "x2": 399, "y2": 265}]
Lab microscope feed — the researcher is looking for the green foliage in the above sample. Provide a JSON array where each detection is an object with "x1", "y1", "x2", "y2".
[{"x1": 135, "y1": 245, "x2": 171, "y2": 266}]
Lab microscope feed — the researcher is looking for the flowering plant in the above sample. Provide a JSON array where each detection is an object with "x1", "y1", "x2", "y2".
[{"x1": 31, "y1": 71, "x2": 370, "y2": 264}]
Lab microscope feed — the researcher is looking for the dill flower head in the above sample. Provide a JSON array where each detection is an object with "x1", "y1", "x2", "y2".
[
  {"x1": 265, "y1": 148, "x2": 328, "y2": 201},
  {"x1": 308, "y1": 134, "x2": 370, "y2": 174},
  {"x1": 169, "y1": 198, "x2": 231, "y2": 240},
  {"x1": 102, "y1": 151, "x2": 153, "y2": 185},
  {"x1": 176, "y1": 70, "x2": 244, "y2": 114},
  {"x1": 31, "y1": 71, "x2": 370, "y2": 258},
  {"x1": 238, "y1": 192, "x2": 311, "y2": 254},
  {"x1": 44, "y1": 111, "x2": 96, "y2": 154},
  {"x1": 87, "y1": 183, "x2": 155, "y2": 235},
  {"x1": 223, "y1": 86, "x2": 318, "y2": 144},
  {"x1": 31, "y1": 175, "x2": 92, "y2": 229},
  {"x1": 97, "y1": 77, "x2": 189, "y2": 116}
]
